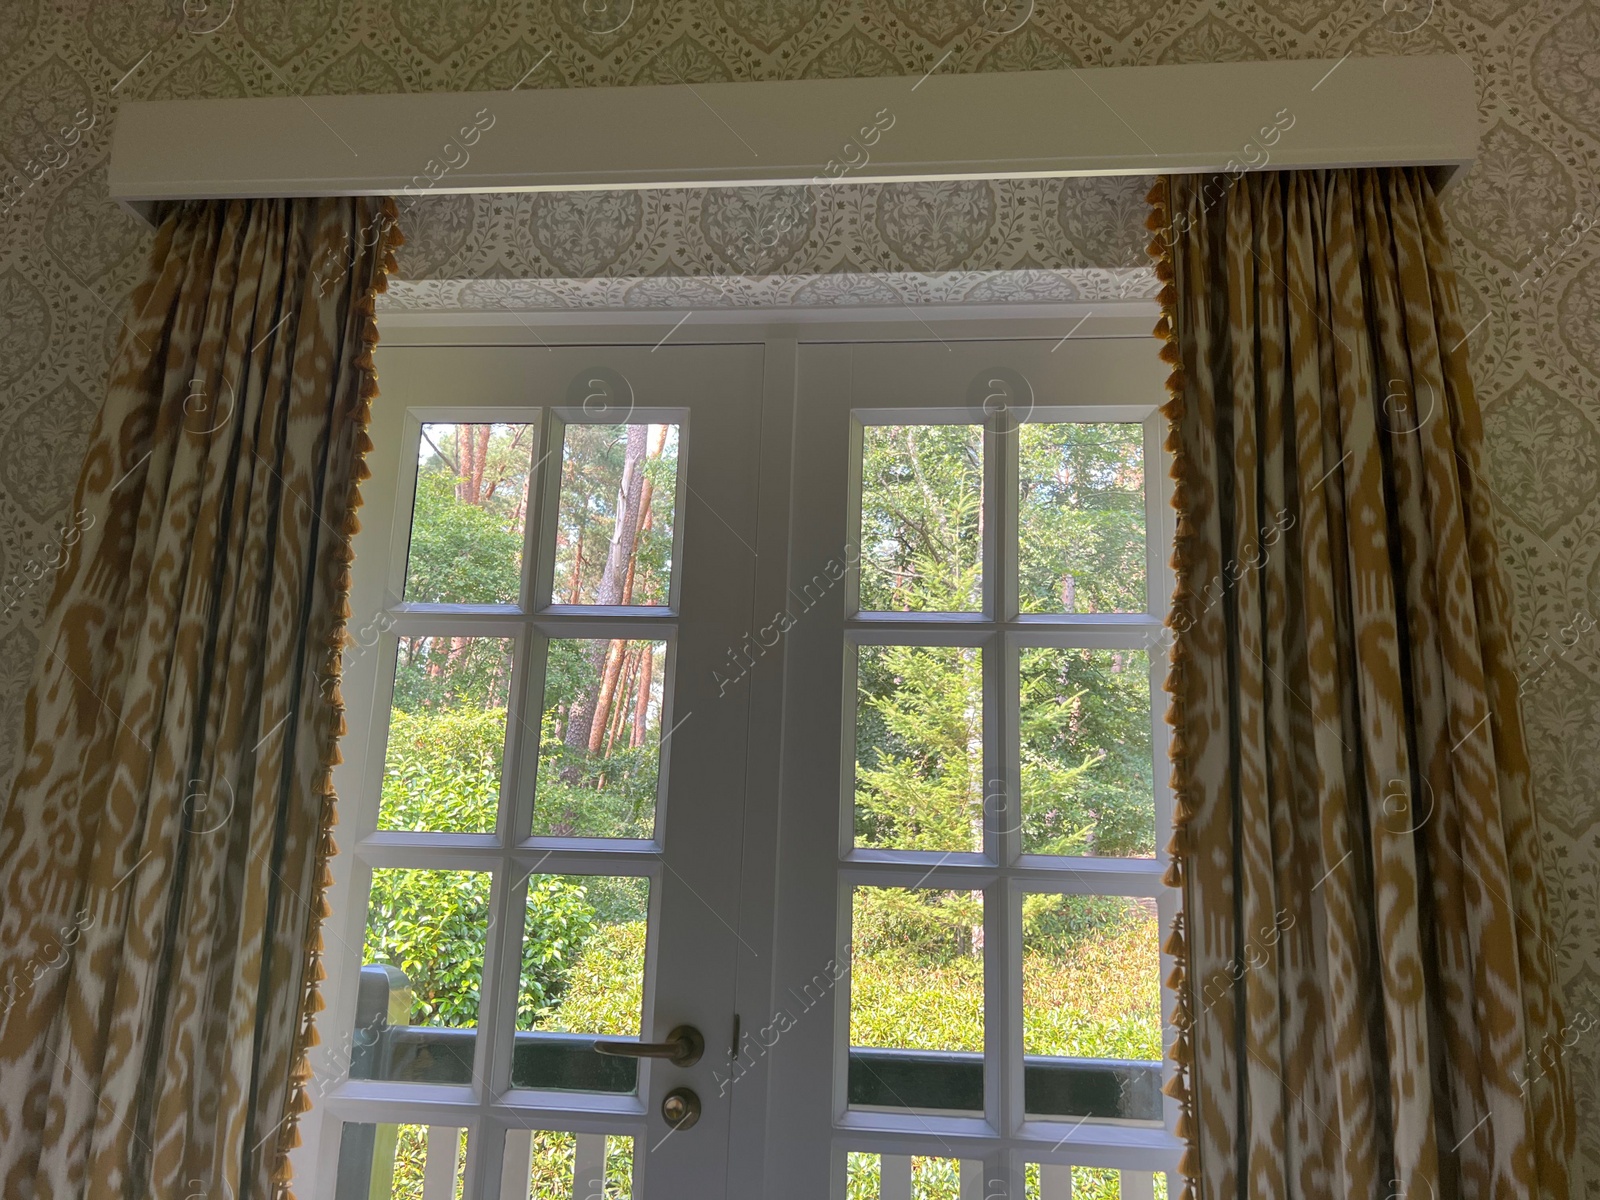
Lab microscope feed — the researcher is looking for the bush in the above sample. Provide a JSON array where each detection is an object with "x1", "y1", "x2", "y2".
[
  {"x1": 546, "y1": 920, "x2": 647, "y2": 1036},
  {"x1": 363, "y1": 871, "x2": 598, "y2": 1028},
  {"x1": 380, "y1": 707, "x2": 506, "y2": 833}
]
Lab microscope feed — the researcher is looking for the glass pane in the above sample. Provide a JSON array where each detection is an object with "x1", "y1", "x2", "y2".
[
  {"x1": 534, "y1": 638, "x2": 665, "y2": 839},
  {"x1": 1019, "y1": 422, "x2": 1146, "y2": 614},
  {"x1": 363, "y1": 868, "x2": 488, "y2": 1028},
  {"x1": 859, "y1": 424, "x2": 983, "y2": 612},
  {"x1": 851, "y1": 886, "x2": 983, "y2": 1112},
  {"x1": 334, "y1": 1122, "x2": 467, "y2": 1200},
  {"x1": 554, "y1": 423, "x2": 679, "y2": 607},
  {"x1": 518, "y1": 875, "x2": 648, "y2": 1037},
  {"x1": 504, "y1": 1129, "x2": 634, "y2": 1200},
  {"x1": 379, "y1": 635, "x2": 514, "y2": 833},
  {"x1": 1019, "y1": 647, "x2": 1154, "y2": 857},
  {"x1": 406, "y1": 422, "x2": 535, "y2": 604},
  {"x1": 855, "y1": 644, "x2": 982, "y2": 852},
  {"x1": 1022, "y1": 895, "x2": 1161, "y2": 1062}
]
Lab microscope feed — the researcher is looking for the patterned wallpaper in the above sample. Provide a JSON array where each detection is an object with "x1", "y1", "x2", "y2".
[{"x1": 0, "y1": 0, "x2": 1596, "y2": 1185}]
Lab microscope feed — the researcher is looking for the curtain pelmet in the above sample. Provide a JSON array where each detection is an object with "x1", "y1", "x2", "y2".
[{"x1": 1149, "y1": 169, "x2": 1574, "y2": 1200}]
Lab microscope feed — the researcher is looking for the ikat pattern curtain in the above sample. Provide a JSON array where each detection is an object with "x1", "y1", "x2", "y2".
[
  {"x1": 0, "y1": 196, "x2": 401, "y2": 1200},
  {"x1": 1149, "y1": 168, "x2": 1575, "y2": 1200}
]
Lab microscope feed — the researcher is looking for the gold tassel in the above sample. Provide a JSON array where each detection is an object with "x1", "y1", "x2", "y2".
[{"x1": 1147, "y1": 173, "x2": 1201, "y2": 1195}]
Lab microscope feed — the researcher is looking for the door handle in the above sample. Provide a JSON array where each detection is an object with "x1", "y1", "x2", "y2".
[{"x1": 592, "y1": 1024, "x2": 704, "y2": 1067}]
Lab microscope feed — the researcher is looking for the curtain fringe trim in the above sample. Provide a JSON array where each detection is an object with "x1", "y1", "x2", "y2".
[
  {"x1": 1145, "y1": 177, "x2": 1200, "y2": 1200},
  {"x1": 270, "y1": 197, "x2": 405, "y2": 1198}
]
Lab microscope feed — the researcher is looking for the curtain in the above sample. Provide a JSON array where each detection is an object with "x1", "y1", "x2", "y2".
[
  {"x1": 0, "y1": 197, "x2": 402, "y2": 1200},
  {"x1": 1148, "y1": 169, "x2": 1575, "y2": 1200}
]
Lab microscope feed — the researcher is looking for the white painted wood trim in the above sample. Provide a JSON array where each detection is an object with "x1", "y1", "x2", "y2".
[
  {"x1": 109, "y1": 57, "x2": 1475, "y2": 222},
  {"x1": 572, "y1": 1133, "x2": 607, "y2": 1200},
  {"x1": 960, "y1": 1158, "x2": 986, "y2": 1200},
  {"x1": 880, "y1": 1155, "x2": 912, "y2": 1200},
  {"x1": 422, "y1": 1126, "x2": 462, "y2": 1200},
  {"x1": 500, "y1": 1128, "x2": 533, "y2": 1200},
  {"x1": 1039, "y1": 1162, "x2": 1073, "y2": 1199}
]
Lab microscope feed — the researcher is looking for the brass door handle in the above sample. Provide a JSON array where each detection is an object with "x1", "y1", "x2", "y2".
[{"x1": 592, "y1": 1024, "x2": 704, "y2": 1067}]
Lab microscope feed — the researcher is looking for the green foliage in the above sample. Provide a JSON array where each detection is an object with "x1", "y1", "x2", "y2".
[
  {"x1": 554, "y1": 424, "x2": 678, "y2": 606},
  {"x1": 380, "y1": 706, "x2": 505, "y2": 833},
  {"x1": 855, "y1": 645, "x2": 982, "y2": 852},
  {"x1": 362, "y1": 870, "x2": 598, "y2": 1028},
  {"x1": 391, "y1": 634, "x2": 514, "y2": 713},
  {"x1": 368, "y1": 413, "x2": 1160, "y2": 1180},
  {"x1": 859, "y1": 424, "x2": 983, "y2": 612},
  {"x1": 543, "y1": 920, "x2": 647, "y2": 1036},
  {"x1": 406, "y1": 427, "x2": 530, "y2": 605},
  {"x1": 1018, "y1": 423, "x2": 1146, "y2": 614},
  {"x1": 1019, "y1": 648, "x2": 1154, "y2": 857}
]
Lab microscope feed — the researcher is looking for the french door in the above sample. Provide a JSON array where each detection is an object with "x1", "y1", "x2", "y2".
[
  {"x1": 759, "y1": 340, "x2": 1180, "y2": 1199},
  {"x1": 309, "y1": 344, "x2": 765, "y2": 1200},
  {"x1": 304, "y1": 331, "x2": 1181, "y2": 1200}
]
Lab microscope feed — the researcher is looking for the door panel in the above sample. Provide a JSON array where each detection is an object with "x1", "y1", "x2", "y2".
[
  {"x1": 761, "y1": 339, "x2": 1179, "y2": 1200},
  {"x1": 316, "y1": 344, "x2": 764, "y2": 1200}
]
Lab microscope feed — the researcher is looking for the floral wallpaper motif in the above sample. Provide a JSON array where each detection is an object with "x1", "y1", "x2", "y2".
[{"x1": 0, "y1": 1, "x2": 1597, "y2": 1186}]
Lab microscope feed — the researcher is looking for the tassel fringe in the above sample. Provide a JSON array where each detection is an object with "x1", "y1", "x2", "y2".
[
  {"x1": 1146, "y1": 176, "x2": 1201, "y2": 1200},
  {"x1": 271, "y1": 196, "x2": 404, "y2": 1199}
]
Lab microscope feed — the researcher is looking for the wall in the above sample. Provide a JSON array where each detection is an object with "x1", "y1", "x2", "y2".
[{"x1": 0, "y1": 0, "x2": 1594, "y2": 1186}]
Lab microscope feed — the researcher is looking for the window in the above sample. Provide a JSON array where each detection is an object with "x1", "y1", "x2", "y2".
[{"x1": 306, "y1": 332, "x2": 1177, "y2": 1200}]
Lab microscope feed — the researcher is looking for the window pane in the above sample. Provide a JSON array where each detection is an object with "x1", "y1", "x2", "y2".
[
  {"x1": 379, "y1": 635, "x2": 514, "y2": 833},
  {"x1": 508, "y1": 872, "x2": 649, "y2": 1094},
  {"x1": 364, "y1": 868, "x2": 489, "y2": 1030},
  {"x1": 1022, "y1": 895, "x2": 1161, "y2": 1062},
  {"x1": 356, "y1": 869, "x2": 490, "y2": 1084},
  {"x1": 554, "y1": 423, "x2": 679, "y2": 607},
  {"x1": 518, "y1": 875, "x2": 648, "y2": 1037},
  {"x1": 1019, "y1": 422, "x2": 1146, "y2": 614},
  {"x1": 1019, "y1": 647, "x2": 1154, "y2": 858},
  {"x1": 855, "y1": 644, "x2": 982, "y2": 853},
  {"x1": 851, "y1": 886, "x2": 983, "y2": 1113},
  {"x1": 406, "y1": 422, "x2": 535, "y2": 604},
  {"x1": 503, "y1": 1129, "x2": 635, "y2": 1200},
  {"x1": 534, "y1": 638, "x2": 665, "y2": 839},
  {"x1": 334, "y1": 1122, "x2": 467, "y2": 1200},
  {"x1": 859, "y1": 424, "x2": 982, "y2": 612}
]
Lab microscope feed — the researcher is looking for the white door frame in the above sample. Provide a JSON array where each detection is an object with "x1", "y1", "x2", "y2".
[{"x1": 298, "y1": 298, "x2": 1179, "y2": 1200}]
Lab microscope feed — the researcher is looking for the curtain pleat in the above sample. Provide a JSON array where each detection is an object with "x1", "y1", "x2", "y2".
[
  {"x1": 1149, "y1": 169, "x2": 1574, "y2": 1200},
  {"x1": 0, "y1": 196, "x2": 402, "y2": 1200}
]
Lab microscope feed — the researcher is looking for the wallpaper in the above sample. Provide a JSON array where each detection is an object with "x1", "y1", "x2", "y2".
[{"x1": 0, "y1": 0, "x2": 1596, "y2": 1186}]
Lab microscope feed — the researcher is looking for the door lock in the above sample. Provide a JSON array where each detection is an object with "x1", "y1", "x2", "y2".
[{"x1": 661, "y1": 1087, "x2": 702, "y2": 1130}]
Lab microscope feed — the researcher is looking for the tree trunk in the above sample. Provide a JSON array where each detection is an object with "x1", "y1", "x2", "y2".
[
  {"x1": 564, "y1": 425, "x2": 651, "y2": 766},
  {"x1": 456, "y1": 424, "x2": 491, "y2": 505},
  {"x1": 588, "y1": 638, "x2": 629, "y2": 753},
  {"x1": 631, "y1": 644, "x2": 653, "y2": 748}
]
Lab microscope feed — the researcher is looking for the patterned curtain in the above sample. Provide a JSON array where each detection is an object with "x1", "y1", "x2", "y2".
[
  {"x1": 0, "y1": 197, "x2": 401, "y2": 1200},
  {"x1": 1147, "y1": 168, "x2": 1575, "y2": 1200}
]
